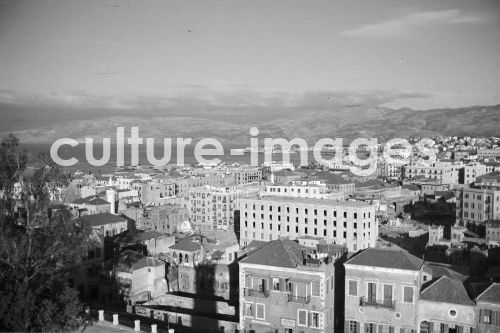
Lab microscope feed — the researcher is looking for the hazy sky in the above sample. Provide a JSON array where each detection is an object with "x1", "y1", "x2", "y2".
[{"x1": 0, "y1": 0, "x2": 499, "y2": 110}]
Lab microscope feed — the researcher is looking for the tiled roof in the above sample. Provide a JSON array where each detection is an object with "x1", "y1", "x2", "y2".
[
  {"x1": 80, "y1": 213, "x2": 127, "y2": 227},
  {"x1": 401, "y1": 184, "x2": 420, "y2": 191},
  {"x1": 420, "y1": 276, "x2": 474, "y2": 306},
  {"x1": 239, "y1": 238, "x2": 309, "y2": 268},
  {"x1": 345, "y1": 247, "x2": 423, "y2": 271},
  {"x1": 435, "y1": 191, "x2": 455, "y2": 200},
  {"x1": 169, "y1": 237, "x2": 202, "y2": 252},
  {"x1": 71, "y1": 195, "x2": 110, "y2": 206},
  {"x1": 475, "y1": 283, "x2": 500, "y2": 303},
  {"x1": 423, "y1": 262, "x2": 468, "y2": 281}
]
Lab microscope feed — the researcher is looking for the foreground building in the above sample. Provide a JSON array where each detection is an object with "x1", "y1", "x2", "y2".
[
  {"x1": 418, "y1": 276, "x2": 476, "y2": 333},
  {"x1": 344, "y1": 247, "x2": 423, "y2": 333},
  {"x1": 239, "y1": 238, "x2": 346, "y2": 333},
  {"x1": 240, "y1": 196, "x2": 377, "y2": 252},
  {"x1": 136, "y1": 204, "x2": 190, "y2": 234},
  {"x1": 111, "y1": 250, "x2": 167, "y2": 304}
]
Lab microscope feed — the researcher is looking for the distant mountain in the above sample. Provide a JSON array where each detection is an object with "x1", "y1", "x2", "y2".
[{"x1": 2, "y1": 104, "x2": 499, "y2": 144}]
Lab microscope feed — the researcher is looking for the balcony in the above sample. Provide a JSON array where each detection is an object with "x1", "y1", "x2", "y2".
[
  {"x1": 244, "y1": 288, "x2": 269, "y2": 298},
  {"x1": 359, "y1": 297, "x2": 396, "y2": 310},
  {"x1": 288, "y1": 294, "x2": 310, "y2": 304}
]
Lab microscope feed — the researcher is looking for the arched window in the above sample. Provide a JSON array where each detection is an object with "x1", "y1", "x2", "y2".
[
  {"x1": 185, "y1": 254, "x2": 189, "y2": 263},
  {"x1": 179, "y1": 253, "x2": 183, "y2": 264}
]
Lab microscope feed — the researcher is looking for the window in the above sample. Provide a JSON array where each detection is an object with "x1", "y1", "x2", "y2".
[
  {"x1": 403, "y1": 286, "x2": 414, "y2": 303},
  {"x1": 310, "y1": 312, "x2": 320, "y2": 328},
  {"x1": 348, "y1": 280, "x2": 358, "y2": 296},
  {"x1": 365, "y1": 323, "x2": 376, "y2": 333},
  {"x1": 482, "y1": 309, "x2": 492, "y2": 323},
  {"x1": 383, "y1": 284, "x2": 393, "y2": 304},
  {"x1": 367, "y1": 282, "x2": 377, "y2": 302},
  {"x1": 298, "y1": 309, "x2": 307, "y2": 326},
  {"x1": 349, "y1": 321, "x2": 358, "y2": 333},
  {"x1": 311, "y1": 281, "x2": 320, "y2": 297},
  {"x1": 286, "y1": 280, "x2": 294, "y2": 292},
  {"x1": 244, "y1": 303, "x2": 253, "y2": 317},
  {"x1": 379, "y1": 325, "x2": 394, "y2": 333},
  {"x1": 272, "y1": 277, "x2": 280, "y2": 291},
  {"x1": 256, "y1": 303, "x2": 265, "y2": 320}
]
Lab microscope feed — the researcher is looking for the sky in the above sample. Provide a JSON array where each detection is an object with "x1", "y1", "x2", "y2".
[{"x1": 0, "y1": 0, "x2": 499, "y2": 111}]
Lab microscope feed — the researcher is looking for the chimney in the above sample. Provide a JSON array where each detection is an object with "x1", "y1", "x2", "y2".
[{"x1": 106, "y1": 188, "x2": 116, "y2": 214}]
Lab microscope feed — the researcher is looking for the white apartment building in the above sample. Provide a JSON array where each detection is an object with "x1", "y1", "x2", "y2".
[
  {"x1": 404, "y1": 160, "x2": 463, "y2": 185},
  {"x1": 240, "y1": 196, "x2": 377, "y2": 252},
  {"x1": 189, "y1": 185, "x2": 259, "y2": 232},
  {"x1": 464, "y1": 162, "x2": 500, "y2": 185},
  {"x1": 263, "y1": 161, "x2": 295, "y2": 172},
  {"x1": 456, "y1": 172, "x2": 500, "y2": 224}
]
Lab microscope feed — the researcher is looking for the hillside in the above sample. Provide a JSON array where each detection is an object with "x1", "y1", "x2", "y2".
[{"x1": 1, "y1": 104, "x2": 499, "y2": 144}]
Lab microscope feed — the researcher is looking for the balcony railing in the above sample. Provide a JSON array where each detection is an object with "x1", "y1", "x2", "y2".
[
  {"x1": 359, "y1": 297, "x2": 396, "y2": 310},
  {"x1": 288, "y1": 294, "x2": 311, "y2": 304},
  {"x1": 244, "y1": 288, "x2": 269, "y2": 298}
]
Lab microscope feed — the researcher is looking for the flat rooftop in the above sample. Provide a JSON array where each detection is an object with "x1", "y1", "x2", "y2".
[{"x1": 242, "y1": 195, "x2": 372, "y2": 207}]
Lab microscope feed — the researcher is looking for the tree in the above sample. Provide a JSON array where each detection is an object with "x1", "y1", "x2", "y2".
[{"x1": 0, "y1": 134, "x2": 94, "y2": 332}]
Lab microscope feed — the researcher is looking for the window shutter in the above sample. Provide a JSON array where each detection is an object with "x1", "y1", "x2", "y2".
[
  {"x1": 356, "y1": 322, "x2": 360, "y2": 333},
  {"x1": 245, "y1": 275, "x2": 251, "y2": 288}
]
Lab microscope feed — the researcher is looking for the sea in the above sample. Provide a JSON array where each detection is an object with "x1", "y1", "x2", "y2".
[{"x1": 20, "y1": 143, "x2": 324, "y2": 175}]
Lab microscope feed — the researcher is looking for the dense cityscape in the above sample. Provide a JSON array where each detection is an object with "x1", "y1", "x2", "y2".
[{"x1": 2, "y1": 134, "x2": 500, "y2": 332}]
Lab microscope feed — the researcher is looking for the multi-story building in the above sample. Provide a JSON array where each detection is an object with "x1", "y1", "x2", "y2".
[
  {"x1": 140, "y1": 178, "x2": 176, "y2": 204},
  {"x1": 475, "y1": 283, "x2": 500, "y2": 333},
  {"x1": 228, "y1": 166, "x2": 263, "y2": 185},
  {"x1": 136, "y1": 204, "x2": 190, "y2": 234},
  {"x1": 80, "y1": 212, "x2": 128, "y2": 238},
  {"x1": 175, "y1": 174, "x2": 234, "y2": 198},
  {"x1": 177, "y1": 263, "x2": 236, "y2": 301},
  {"x1": 68, "y1": 195, "x2": 111, "y2": 216},
  {"x1": 263, "y1": 161, "x2": 296, "y2": 172},
  {"x1": 344, "y1": 247, "x2": 423, "y2": 333},
  {"x1": 486, "y1": 220, "x2": 500, "y2": 248},
  {"x1": 239, "y1": 238, "x2": 346, "y2": 333},
  {"x1": 464, "y1": 162, "x2": 488, "y2": 185},
  {"x1": 478, "y1": 148, "x2": 500, "y2": 160},
  {"x1": 421, "y1": 183, "x2": 449, "y2": 196},
  {"x1": 189, "y1": 185, "x2": 258, "y2": 232},
  {"x1": 455, "y1": 179, "x2": 500, "y2": 225},
  {"x1": 404, "y1": 160, "x2": 462, "y2": 185},
  {"x1": 112, "y1": 250, "x2": 167, "y2": 304},
  {"x1": 239, "y1": 196, "x2": 377, "y2": 252}
]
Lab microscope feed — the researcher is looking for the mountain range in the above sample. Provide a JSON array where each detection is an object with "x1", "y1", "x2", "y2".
[{"x1": 1, "y1": 103, "x2": 499, "y2": 145}]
